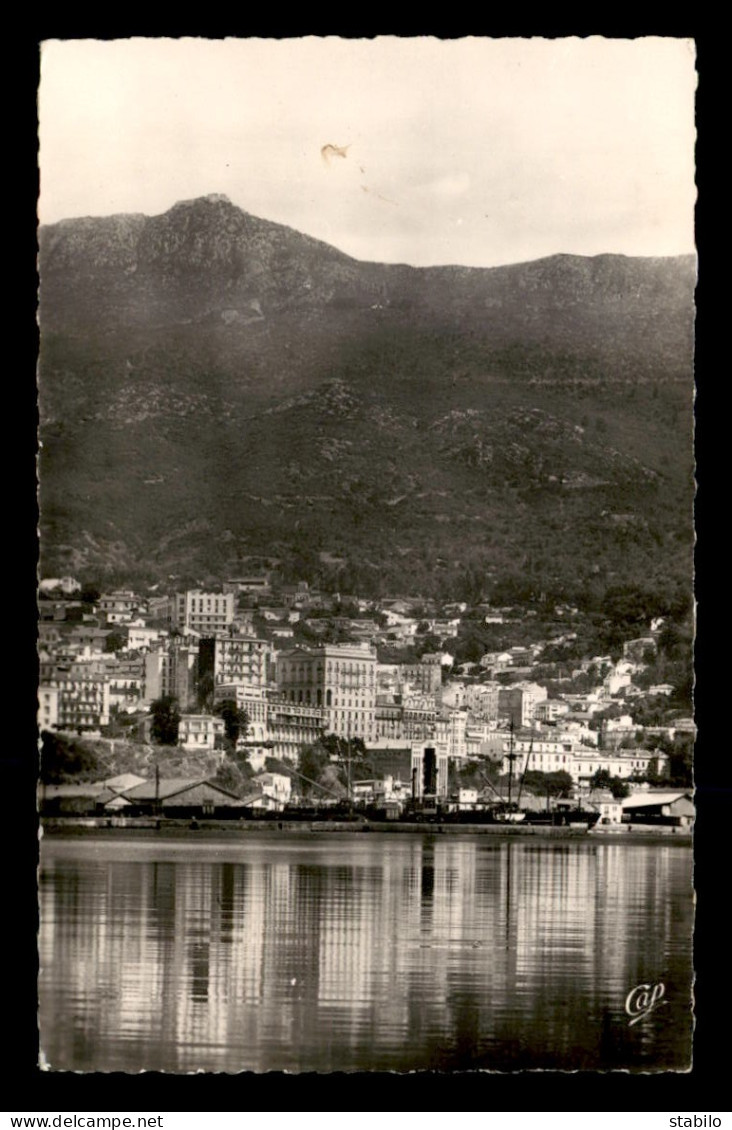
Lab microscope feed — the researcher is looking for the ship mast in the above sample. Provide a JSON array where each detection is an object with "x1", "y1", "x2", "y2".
[
  {"x1": 506, "y1": 720, "x2": 518, "y2": 807},
  {"x1": 516, "y1": 735, "x2": 533, "y2": 809}
]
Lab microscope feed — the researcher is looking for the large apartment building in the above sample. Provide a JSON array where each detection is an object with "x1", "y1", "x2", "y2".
[
  {"x1": 144, "y1": 638, "x2": 199, "y2": 710},
  {"x1": 198, "y1": 632, "x2": 272, "y2": 690},
  {"x1": 266, "y1": 698, "x2": 328, "y2": 761},
  {"x1": 150, "y1": 590, "x2": 235, "y2": 635},
  {"x1": 276, "y1": 643, "x2": 378, "y2": 744},
  {"x1": 39, "y1": 670, "x2": 110, "y2": 733}
]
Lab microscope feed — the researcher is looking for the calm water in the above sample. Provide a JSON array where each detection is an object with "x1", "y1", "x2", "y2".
[{"x1": 39, "y1": 833, "x2": 693, "y2": 1073}]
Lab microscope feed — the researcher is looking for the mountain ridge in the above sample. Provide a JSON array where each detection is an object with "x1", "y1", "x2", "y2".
[
  {"x1": 41, "y1": 192, "x2": 696, "y2": 269},
  {"x1": 37, "y1": 196, "x2": 695, "y2": 599}
]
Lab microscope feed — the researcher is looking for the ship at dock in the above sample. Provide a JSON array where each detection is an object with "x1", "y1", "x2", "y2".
[{"x1": 361, "y1": 735, "x2": 601, "y2": 830}]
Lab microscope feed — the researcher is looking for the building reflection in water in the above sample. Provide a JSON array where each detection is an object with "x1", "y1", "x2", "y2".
[{"x1": 39, "y1": 835, "x2": 693, "y2": 1073}]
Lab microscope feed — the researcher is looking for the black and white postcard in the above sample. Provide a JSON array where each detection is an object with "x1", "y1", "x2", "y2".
[{"x1": 36, "y1": 36, "x2": 697, "y2": 1075}]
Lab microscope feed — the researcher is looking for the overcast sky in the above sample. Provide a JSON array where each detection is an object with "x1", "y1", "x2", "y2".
[{"x1": 38, "y1": 36, "x2": 697, "y2": 268}]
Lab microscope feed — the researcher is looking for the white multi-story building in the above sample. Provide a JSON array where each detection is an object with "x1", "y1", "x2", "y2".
[
  {"x1": 410, "y1": 742, "x2": 449, "y2": 798},
  {"x1": 38, "y1": 686, "x2": 59, "y2": 730},
  {"x1": 213, "y1": 683, "x2": 269, "y2": 742},
  {"x1": 462, "y1": 684, "x2": 500, "y2": 720},
  {"x1": 570, "y1": 749, "x2": 668, "y2": 786},
  {"x1": 177, "y1": 714, "x2": 225, "y2": 752},
  {"x1": 177, "y1": 591, "x2": 234, "y2": 634},
  {"x1": 150, "y1": 590, "x2": 235, "y2": 634},
  {"x1": 499, "y1": 734, "x2": 669, "y2": 786},
  {"x1": 97, "y1": 590, "x2": 140, "y2": 623},
  {"x1": 500, "y1": 734, "x2": 576, "y2": 776},
  {"x1": 435, "y1": 708, "x2": 468, "y2": 761},
  {"x1": 198, "y1": 632, "x2": 272, "y2": 690},
  {"x1": 534, "y1": 699, "x2": 570, "y2": 723},
  {"x1": 277, "y1": 643, "x2": 377, "y2": 744},
  {"x1": 124, "y1": 623, "x2": 163, "y2": 652},
  {"x1": 255, "y1": 772, "x2": 291, "y2": 807},
  {"x1": 265, "y1": 698, "x2": 328, "y2": 761},
  {"x1": 39, "y1": 671, "x2": 110, "y2": 733},
  {"x1": 106, "y1": 653, "x2": 145, "y2": 711}
]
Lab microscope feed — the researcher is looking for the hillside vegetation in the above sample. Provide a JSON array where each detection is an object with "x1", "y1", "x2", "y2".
[{"x1": 38, "y1": 195, "x2": 696, "y2": 599}]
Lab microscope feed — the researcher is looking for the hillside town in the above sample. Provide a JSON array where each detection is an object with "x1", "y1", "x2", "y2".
[{"x1": 38, "y1": 570, "x2": 694, "y2": 826}]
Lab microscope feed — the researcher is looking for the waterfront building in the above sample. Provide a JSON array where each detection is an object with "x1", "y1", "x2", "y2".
[
  {"x1": 255, "y1": 772, "x2": 292, "y2": 807},
  {"x1": 213, "y1": 683, "x2": 269, "y2": 742},
  {"x1": 410, "y1": 743, "x2": 449, "y2": 798},
  {"x1": 500, "y1": 735, "x2": 669, "y2": 785},
  {"x1": 500, "y1": 734, "x2": 576, "y2": 776},
  {"x1": 456, "y1": 787, "x2": 479, "y2": 810},
  {"x1": 265, "y1": 697, "x2": 328, "y2": 761},
  {"x1": 621, "y1": 790, "x2": 694, "y2": 827},
  {"x1": 588, "y1": 789, "x2": 624, "y2": 825},
  {"x1": 276, "y1": 643, "x2": 377, "y2": 744},
  {"x1": 121, "y1": 777, "x2": 241, "y2": 816},
  {"x1": 571, "y1": 748, "x2": 669, "y2": 785}
]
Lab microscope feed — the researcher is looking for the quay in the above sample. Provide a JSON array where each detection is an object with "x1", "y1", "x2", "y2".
[{"x1": 41, "y1": 816, "x2": 692, "y2": 842}]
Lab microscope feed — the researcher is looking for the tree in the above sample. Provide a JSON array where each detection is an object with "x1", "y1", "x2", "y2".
[
  {"x1": 104, "y1": 631, "x2": 126, "y2": 653},
  {"x1": 448, "y1": 758, "x2": 493, "y2": 792},
  {"x1": 590, "y1": 769, "x2": 629, "y2": 799},
  {"x1": 215, "y1": 699, "x2": 249, "y2": 747},
  {"x1": 80, "y1": 581, "x2": 101, "y2": 605},
  {"x1": 297, "y1": 742, "x2": 331, "y2": 797},
  {"x1": 319, "y1": 733, "x2": 366, "y2": 760},
  {"x1": 150, "y1": 696, "x2": 180, "y2": 745},
  {"x1": 521, "y1": 770, "x2": 574, "y2": 799},
  {"x1": 665, "y1": 737, "x2": 694, "y2": 788},
  {"x1": 646, "y1": 756, "x2": 660, "y2": 782},
  {"x1": 40, "y1": 731, "x2": 100, "y2": 783},
  {"x1": 197, "y1": 673, "x2": 215, "y2": 713},
  {"x1": 214, "y1": 759, "x2": 248, "y2": 797}
]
